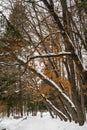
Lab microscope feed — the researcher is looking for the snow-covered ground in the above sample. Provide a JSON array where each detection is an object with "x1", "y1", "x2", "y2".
[{"x1": 0, "y1": 112, "x2": 87, "y2": 130}]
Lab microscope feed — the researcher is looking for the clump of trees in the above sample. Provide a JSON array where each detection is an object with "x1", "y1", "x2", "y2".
[{"x1": 0, "y1": 0, "x2": 87, "y2": 126}]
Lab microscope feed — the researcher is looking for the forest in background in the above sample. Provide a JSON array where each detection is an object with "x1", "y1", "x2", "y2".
[{"x1": 0, "y1": 0, "x2": 87, "y2": 126}]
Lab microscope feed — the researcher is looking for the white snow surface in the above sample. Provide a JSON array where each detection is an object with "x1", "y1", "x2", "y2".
[{"x1": 0, "y1": 112, "x2": 87, "y2": 130}]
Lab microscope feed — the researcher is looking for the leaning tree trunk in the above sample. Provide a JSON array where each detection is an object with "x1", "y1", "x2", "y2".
[{"x1": 30, "y1": 67, "x2": 84, "y2": 124}]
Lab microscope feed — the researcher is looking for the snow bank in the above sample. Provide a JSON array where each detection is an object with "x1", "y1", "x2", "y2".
[{"x1": 0, "y1": 112, "x2": 87, "y2": 130}]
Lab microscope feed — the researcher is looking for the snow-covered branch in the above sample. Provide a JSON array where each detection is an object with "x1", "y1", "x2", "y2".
[
  {"x1": 30, "y1": 68, "x2": 75, "y2": 108},
  {"x1": 41, "y1": 94, "x2": 68, "y2": 121},
  {"x1": 28, "y1": 52, "x2": 73, "y2": 61},
  {"x1": 0, "y1": 62, "x2": 20, "y2": 66}
]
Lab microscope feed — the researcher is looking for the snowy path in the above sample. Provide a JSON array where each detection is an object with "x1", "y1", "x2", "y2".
[{"x1": 0, "y1": 112, "x2": 87, "y2": 130}]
